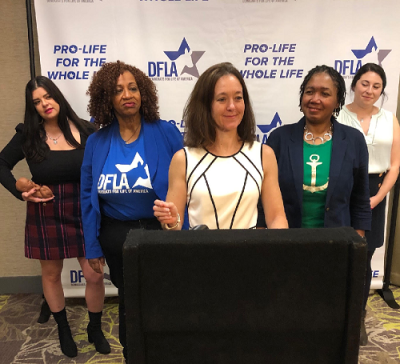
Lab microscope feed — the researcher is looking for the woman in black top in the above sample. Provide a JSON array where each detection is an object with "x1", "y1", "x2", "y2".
[{"x1": 0, "y1": 76, "x2": 110, "y2": 358}]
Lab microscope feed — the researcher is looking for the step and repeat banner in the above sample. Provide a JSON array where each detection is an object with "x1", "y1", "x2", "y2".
[{"x1": 34, "y1": 0, "x2": 400, "y2": 295}]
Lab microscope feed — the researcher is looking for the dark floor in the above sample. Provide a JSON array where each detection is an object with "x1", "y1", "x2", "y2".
[{"x1": 1, "y1": 289, "x2": 400, "y2": 363}]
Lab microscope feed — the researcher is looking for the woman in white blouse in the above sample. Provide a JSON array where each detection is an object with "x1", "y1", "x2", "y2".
[
  {"x1": 338, "y1": 63, "x2": 400, "y2": 345},
  {"x1": 153, "y1": 62, "x2": 288, "y2": 231}
]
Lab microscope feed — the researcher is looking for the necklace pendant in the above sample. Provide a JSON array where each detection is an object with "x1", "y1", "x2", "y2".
[{"x1": 53, "y1": 140, "x2": 58, "y2": 145}]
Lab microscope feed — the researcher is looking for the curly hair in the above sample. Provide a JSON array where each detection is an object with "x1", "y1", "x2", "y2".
[
  {"x1": 87, "y1": 61, "x2": 159, "y2": 127},
  {"x1": 23, "y1": 76, "x2": 95, "y2": 162},
  {"x1": 299, "y1": 65, "x2": 346, "y2": 117},
  {"x1": 184, "y1": 62, "x2": 256, "y2": 148}
]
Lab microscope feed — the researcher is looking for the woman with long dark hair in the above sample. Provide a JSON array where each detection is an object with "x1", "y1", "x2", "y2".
[
  {"x1": 338, "y1": 63, "x2": 400, "y2": 345},
  {"x1": 0, "y1": 76, "x2": 110, "y2": 358}
]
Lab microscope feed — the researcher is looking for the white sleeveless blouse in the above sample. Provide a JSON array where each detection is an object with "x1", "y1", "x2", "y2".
[
  {"x1": 337, "y1": 106, "x2": 393, "y2": 173},
  {"x1": 185, "y1": 142, "x2": 263, "y2": 229}
]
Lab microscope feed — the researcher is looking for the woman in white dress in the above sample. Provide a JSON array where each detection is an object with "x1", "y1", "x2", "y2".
[
  {"x1": 337, "y1": 63, "x2": 400, "y2": 345},
  {"x1": 153, "y1": 62, "x2": 288, "y2": 230}
]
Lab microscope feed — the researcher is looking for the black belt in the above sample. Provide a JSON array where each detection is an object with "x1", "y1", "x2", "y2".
[{"x1": 101, "y1": 214, "x2": 160, "y2": 229}]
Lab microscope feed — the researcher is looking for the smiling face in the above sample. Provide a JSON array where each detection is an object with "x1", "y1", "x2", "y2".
[
  {"x1": 301, "y1": 72, "x2": 339, "y2": 125},
  {"x1": 352, "y1": 71, "x2": 383, "y2": 107},
  {"x1": 32, "y1": 87, "x2": 60, "y2": 122},
  {"x1": 211, "y1": 74, "x2": 245, "y2": 132},
  {"x1": 112, "y1": 71, "x2": 142, "y2": 121}
]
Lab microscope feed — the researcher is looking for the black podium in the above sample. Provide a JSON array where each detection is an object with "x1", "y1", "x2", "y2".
[{"x1": 123, "y1": 227, "x2": 366, "y2": 364}]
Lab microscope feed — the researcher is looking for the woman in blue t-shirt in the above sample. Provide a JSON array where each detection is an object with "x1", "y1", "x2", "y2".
[{"x1": 81, "y1": 61, "x2": 184, "y2": 360}]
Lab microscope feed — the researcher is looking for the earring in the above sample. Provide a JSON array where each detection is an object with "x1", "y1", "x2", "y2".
[{"x1": 333, "y1": 108, "x2": 340, "y2": 117}]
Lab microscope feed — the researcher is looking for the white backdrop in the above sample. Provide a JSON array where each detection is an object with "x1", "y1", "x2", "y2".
[{"x1": 34, "y1": 0, "x2": 400, "y2": 295}]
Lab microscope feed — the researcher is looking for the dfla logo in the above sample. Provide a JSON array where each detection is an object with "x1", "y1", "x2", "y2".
[
  {"x1": 334, "y1": 36, "x2": 391, "y2": 76},
  {"x1": 148, "y1": 38, "x2": 205, "y2": 81}
]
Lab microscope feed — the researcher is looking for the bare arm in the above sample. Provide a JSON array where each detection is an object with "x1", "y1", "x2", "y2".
[
  {"x1": 370, "y1": 115, "x2": 400, "y2": 209},
  {"x1": 260, "y1": 145, "x2": 288, "y2": 229},
  {"x1": 154, "y1": 149, "x2": 187, "y2": 230}
]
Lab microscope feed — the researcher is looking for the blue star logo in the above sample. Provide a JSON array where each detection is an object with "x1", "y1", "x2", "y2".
[
  {"x1": 351, "y1": 36, "x2": 391, "y2": 65},
  {"x1": 257, "y1": 112, "x2": 282, "y2": 134},
  {"x1": 164, "y1": 38, "x2": 205, "y2": 78}
]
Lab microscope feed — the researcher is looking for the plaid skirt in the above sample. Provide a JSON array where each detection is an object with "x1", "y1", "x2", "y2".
[{"x1": 25, "y1": 182, "x2": 85, "y2": 260}]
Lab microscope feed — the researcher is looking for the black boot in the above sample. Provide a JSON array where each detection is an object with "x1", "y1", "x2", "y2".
[
  {"x1": 37, "y1": 295, "x2": 51, "y2": 324},
  {"x1": 52, "y1": 308, "x2": 78, "y2": 358},
  {"x1": 360, "y1": 310, "x2": 368, "y2": 346},
  {"x1": 87, "y1": 311, "x2": 111, "y2": 354}
]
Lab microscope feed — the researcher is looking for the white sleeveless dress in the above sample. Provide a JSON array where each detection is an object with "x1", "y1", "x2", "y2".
[
  {"x1": 337, "y1": 106, "x2": 393, "y2": 173},
  {"x1": 185, "y1": 142, "x2": 263, "y2": 229}
]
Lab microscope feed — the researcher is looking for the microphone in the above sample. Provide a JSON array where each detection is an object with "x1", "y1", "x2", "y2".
[{"x1": 190, "y1": 225, "x2": 209, "y2": 230}]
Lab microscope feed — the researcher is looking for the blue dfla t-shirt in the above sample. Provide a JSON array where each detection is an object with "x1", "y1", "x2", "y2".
[{"x1": 98, "y1": 125, "x2": 158, "y2": 220}]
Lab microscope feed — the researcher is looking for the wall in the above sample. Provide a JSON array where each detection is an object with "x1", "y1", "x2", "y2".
[{"x1": 0, "y1": 0, "x2": 42, "y2": 292}]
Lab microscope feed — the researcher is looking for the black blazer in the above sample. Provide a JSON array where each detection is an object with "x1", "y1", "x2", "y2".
[{"x1": 264, "y1": 116, "x2": 371, "y2": 231}]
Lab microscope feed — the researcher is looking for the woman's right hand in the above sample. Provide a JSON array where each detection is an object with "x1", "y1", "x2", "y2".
[
  {"x1": 88, "y1": 257, "x2": 105, "y2": 274},
  {"x1": 153, "y1": 199, "x2": 179, "y2": 226},
  {"x1": 22, "y1": 187, "x2": 54, "y2": 203}
]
